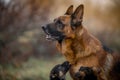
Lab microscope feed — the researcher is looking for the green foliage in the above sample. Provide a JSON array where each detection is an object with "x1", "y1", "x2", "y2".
[{"x1": 0, "y1": 57, "x2": 72, "y2": 80}]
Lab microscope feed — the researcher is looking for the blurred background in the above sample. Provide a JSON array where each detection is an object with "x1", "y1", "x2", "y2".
[{"x1": 0, "y1": 0, "x2": 120, "y2": 80}]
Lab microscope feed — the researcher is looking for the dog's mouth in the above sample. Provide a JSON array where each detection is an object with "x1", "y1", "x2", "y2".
[
  {"x1": 42, "y1": 26, "x2": 60, "y2": 41},
  {"x1": 42, "y1": 26, "x2": 65, "y2": 42},
  {"x1": 46, "y1": 34, "x2": 60, "y2": 41}
]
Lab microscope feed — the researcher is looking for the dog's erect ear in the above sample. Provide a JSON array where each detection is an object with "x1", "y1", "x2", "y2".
[
  {"x1": 72, "y1": 4, "x2": 84, "y2": 22},
  {"x1": 65, "y1": 5, "x2": 73, "y2": 15}
]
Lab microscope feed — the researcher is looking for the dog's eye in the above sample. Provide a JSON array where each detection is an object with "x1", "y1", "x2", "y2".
[
  {"x1": 56, "y1": 20, "x2": 65, "y2": 30},
  {"x1": 58, "y1": 24, "x2": 64, "y2": 29}
]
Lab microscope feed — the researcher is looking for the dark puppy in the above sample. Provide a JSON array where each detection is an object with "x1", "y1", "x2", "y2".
[
  {"x1": 75, "y1": 66, "x2": 101, "y2": 80},
  {"x1": 50, "y1": 61, "x2": 71, "y2": 80}
]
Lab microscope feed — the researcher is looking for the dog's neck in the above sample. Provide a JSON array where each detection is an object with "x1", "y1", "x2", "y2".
[{"x1": 75, "y1": 26, "x2": 102, "y2": 48}]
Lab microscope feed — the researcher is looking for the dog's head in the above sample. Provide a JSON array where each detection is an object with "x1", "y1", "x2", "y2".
[
  {"x1": 42, "y1": 4, "x2": 84, "y2": 42},
  {"x1": 50, "y1": 61, "x2": 71, "y2": 80}
]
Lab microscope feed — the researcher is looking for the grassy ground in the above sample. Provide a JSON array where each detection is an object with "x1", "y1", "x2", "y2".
[{"x1": 0, "y1": 56, "x2": 72, "y2": 80}]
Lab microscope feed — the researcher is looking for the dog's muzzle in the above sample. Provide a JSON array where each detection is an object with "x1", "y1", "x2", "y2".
[
  {"x1": 42, "y1": 26, "x2": 58, "y2": 40},
  {"x1": 42, "y1": 25, "x2": 65, "y2": 41}
]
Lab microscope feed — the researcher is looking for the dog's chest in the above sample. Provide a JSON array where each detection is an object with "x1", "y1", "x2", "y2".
[
  {"x1": 61, "y1": 39, "x2": 73, "y2": 54},
  {"x1": 61, "y1": 39, "x2": 83, "y2": 54},
  {"x1": 73, "y1": 41, "x2": 83, "y2": 51},
  {"x1": 69, "y1": 55, "x2": 99, "y2": 77}
]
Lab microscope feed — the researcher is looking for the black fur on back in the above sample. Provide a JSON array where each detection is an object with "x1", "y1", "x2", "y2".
[
  {"x1": 112, "y1": 59, "x2": 120, "y2": 73},
  {"x1": 109, "y1": 58, "x2": 120, "y2": 80},
  {"x1": 102, "y1": 45, "x2": 113, "y2": 54}
]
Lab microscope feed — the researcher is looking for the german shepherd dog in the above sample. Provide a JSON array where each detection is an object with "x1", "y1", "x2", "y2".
[
  {"x1": 42, "y1": 4, "x2": 120, "y2": 80},
  {"x1": 50, "y1": 61, "x2": 71, "y2": 80}
]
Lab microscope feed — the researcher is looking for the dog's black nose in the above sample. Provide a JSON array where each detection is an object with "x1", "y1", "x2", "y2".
[{"x1": 41, "y1": 26, "x2": 46, "y2": 30}]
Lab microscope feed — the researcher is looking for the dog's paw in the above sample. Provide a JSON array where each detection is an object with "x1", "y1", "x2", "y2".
[
  {"x1": 79, "y1": 66, "x2": 94, "y2": 75},
  {"x1": 50, "y1": 61, "x2": 71, "y2": 80},
  {"x1": 75, "y1": 66, "x2": 98, "y2": 80}
]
